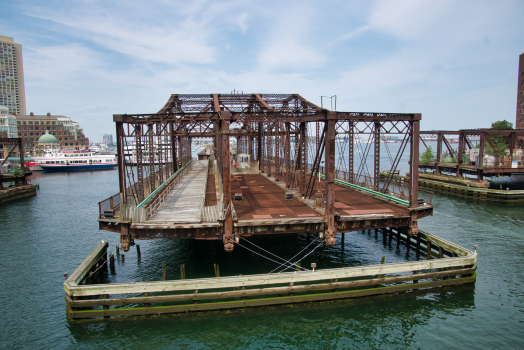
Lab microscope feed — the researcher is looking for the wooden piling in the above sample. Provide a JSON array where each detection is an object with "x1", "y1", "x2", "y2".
[
  {"x1": 109, "y1": 254, "x2": 115, "y2": 273},
  {"x1": 162, "y1": 264, "x2": 167, "y2": 281},
  {"x1": 116, "y1": 246, "x2": 120, "y2": 259},
  {"x1": 136, "y1": 245, "x2": 141, "y2": 262},
  {"x1": 180, "y1": 264, "x2": 186, "y2": 280},
  {"x1": 214, "y1": 263, "x2": 220, "y2": 278},
  {"x1": 103, "y1": 294, "x2": 109, "y2": 319},
  {"x1": 375, "y1": 256, "x2": 386, "y2": 287},
  {"x1": 121, "y1": 254, "x2": 125, "y2": 263},
  {"x1": 144, "y1": 292, "x2": 150, "y2": 308}
]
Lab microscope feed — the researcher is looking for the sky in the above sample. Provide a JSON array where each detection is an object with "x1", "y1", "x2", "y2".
[{"x1": 1, "y1": 0, "x2": 523, "y2": 142}]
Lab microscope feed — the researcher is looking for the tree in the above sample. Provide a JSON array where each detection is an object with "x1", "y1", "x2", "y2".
[
  {"x1": 491, "y1": 120, "x2": 513, "y2": 130},
  {"x1": 420, "y1": 146, "x2": 434, "y2": 165},
  {"x1": 490, "y1": 120, "x2": 513, "y2": 156}
]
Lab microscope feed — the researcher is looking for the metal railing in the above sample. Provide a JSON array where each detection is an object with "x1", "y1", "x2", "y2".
[
  {"x1": 142, "y1": 160, "x2": 194, "y2": 221},
  {"x1": 98, "y1": 193, "x2": 121, "y2": 218}
]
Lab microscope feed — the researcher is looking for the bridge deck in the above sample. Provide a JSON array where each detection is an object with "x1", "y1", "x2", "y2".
[
  {"x1": 147, "y1": 160, "x2": 208, "y2": 224},
  {"x1": 231, "y1": 174, "x2": 322, "y2": 221}
]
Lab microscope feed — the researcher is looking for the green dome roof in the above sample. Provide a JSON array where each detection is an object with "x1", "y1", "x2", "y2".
[{"x1": 38, "y1": 131, "x2": 58, "y2": 144}]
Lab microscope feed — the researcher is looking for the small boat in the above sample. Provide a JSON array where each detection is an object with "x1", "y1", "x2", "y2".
[{"x1": 34, "y1": 149, "x2": 116, "y2": 172}]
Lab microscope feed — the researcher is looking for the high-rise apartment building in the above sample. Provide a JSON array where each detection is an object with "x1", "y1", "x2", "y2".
[
  {"x1": 517, "y1": 53, "x2": 524, "y2": 129},
  {"x1": 0, "y1": 105, "x2": 17, "y2": 138},
  {"x1": 103, "y1": 134, "x2": 113, "y2": 145},
  {"x1": 0, "y1": 36, "x2": 26, "y2": 116}
]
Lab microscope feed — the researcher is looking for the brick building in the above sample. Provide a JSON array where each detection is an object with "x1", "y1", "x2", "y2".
[{"x1": 16, "y1": 113, "x2": 89, "y2": 153}]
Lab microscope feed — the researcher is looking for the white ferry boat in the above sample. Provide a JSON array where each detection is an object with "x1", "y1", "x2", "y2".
[{"x1": 34, "y1": 149, "x2": 116, "y2": 172}]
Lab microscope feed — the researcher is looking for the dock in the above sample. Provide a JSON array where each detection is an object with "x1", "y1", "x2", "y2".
[
  {"x1": 0, "y1": 137, "x2": 38, "y2": 204},
  {"x1": 65, "y1": 93, "x2": 482, "y2": 321}
]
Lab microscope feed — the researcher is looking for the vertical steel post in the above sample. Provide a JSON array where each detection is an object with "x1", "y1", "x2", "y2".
[
  {"x1": 275, "y1": 123, "x2": 280, "y2": 181},
  {"x1": 257, "y1": 122, "x2": 262, "y2": 163},
  {"x1": 348, "y1": 121, "x2": 354, "y2": 183},
  {"x1": 324, "y1": 113, "x2": 336, "y2": 246},
  {"x1": 148, "y1": 124, "x2": 155, "y2": 194},
  {"x1": 436, "y1": 132, "x2": 442, "y2": 174},
  {"x1": 285, "y1": 122, "x2": 291, "y2": 188},
  {"x1": 374, "y1": 121, "x2": 381, "y2": 191},
  {"x1": 220, "y1": 111, "x2": 234, "y2": 252},
  {"x1": 135, "y1": 125, "x2": 144, "y2": 202},
  {"x1": 116, "y1": 122, "x2": 126, "y2": 201},
  {"x1": 170, "y1": 123, "x2": 177, "y2": 174},
  {"x1": 457, "y1": 131, "x2": 464, "y2": 177},
  {"x1": 408, "y1": 117, "x2": 420, "y2": 236},
  {"x1": 299, "y1": 122, "x2": 307, "y2": 196}
]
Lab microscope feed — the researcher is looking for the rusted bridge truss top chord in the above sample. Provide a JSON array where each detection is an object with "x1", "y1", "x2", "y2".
[{"x1": 105, "y1": 93, "x2": 430, "y2": 252}]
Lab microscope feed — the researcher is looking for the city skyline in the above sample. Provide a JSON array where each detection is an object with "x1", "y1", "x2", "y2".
[{"x1": 1, "y1": 0, "x2": 523, "y2": 139}]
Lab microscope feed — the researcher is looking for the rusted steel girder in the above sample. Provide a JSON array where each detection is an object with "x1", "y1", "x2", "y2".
[
  {"x1": 374, "y1": 122, "x2": 381, "y2": 191},
  {"x1": 408, "y1": 119, "x2": 420, "y2": 236},
  {"x1": 324, "y1": 114, "x2": 336, "y2": 246},
  {"x1": 220, "y1": 112, "x2": 234, "y2": 252}
]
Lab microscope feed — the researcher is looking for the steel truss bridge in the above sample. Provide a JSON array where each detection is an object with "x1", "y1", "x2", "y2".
[
  {"x1": 98, "y1": 93, "x2": 433, "y2": 252},
  {"x1": 419, "y1": 129, "x2": 524, "y2": 179}
]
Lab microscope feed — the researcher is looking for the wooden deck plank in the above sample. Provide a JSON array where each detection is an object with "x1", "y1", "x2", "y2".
[{"x1": 147, "y1": 160, "x2": 208, "y2": 224}]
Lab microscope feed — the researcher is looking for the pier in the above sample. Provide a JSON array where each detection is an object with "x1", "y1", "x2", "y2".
[
  {"x1": 63, "y1": 93, "x2": 484, "y2": 321},
  {"x1": 0, "y1": 137, "x2": 37, "y2": 204}
]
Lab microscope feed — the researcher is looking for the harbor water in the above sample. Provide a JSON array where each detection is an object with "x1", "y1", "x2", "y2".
[{"x1": 1, "y1": 164, "x2": 523, "y2": 348}]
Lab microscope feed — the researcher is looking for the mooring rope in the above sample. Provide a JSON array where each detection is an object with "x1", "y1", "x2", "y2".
[
  {"x1": 276, "y1": 239, "x2": 325, "y2": 273},
  {"x1": 81, "y1": 245, "x2": 119, "y2": 282},
  {"x1": 239, "y1": 236, "x2": 309, "y2": 272},
  {"x1": 234, "y1": 241, "x2": 303, "y2": 271},
  {"x1": 268, "y1": 236, "x2": 321, "y2": 274}
]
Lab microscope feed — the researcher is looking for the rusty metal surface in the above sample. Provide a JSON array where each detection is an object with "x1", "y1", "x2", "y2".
[
  {"x1": 205, "y1": 163, "x2": 217, "y2": 207},
  {"x1": 231, "y1": 174, "x2": 321, "y2": 220},
  {"x1": 334, "y1": 184, "x2": 410, "y2": 216}
]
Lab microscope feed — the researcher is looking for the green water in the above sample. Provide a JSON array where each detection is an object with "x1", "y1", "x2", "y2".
[{"x1": 0, "y1": 169, "x2": 523, "y2": 349}]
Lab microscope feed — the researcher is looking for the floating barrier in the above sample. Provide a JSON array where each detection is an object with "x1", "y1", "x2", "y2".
[{"x1": 64, "y1": 230, "x2": 477, "y2": 321}]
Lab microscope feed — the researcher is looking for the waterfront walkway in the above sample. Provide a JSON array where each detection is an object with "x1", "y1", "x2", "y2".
[{"x1": 147, "y1": 160, "x2": 208, "y2": 224}]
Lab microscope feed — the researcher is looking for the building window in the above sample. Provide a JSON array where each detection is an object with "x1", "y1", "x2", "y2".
[
  {"x1": 35, "y1": 127, "x2": 39, "y2": 130},
  {"x1": 52, "y1": 121, "x2": 56, "y2": 125},
  {"x1": 30, "y1": 133, "x2": 33, "y2": 136},
  {"x1": 46, "y1": 121, "x2": 50, "y2": 125},
  {"x1": 24, "y1": 133, "x2": 27, "y2": 136},
  {"x1": 28, "y1": 121, "x2": 33, "y2": 125},
  {"x1": 29, "y1": 127, "x2": 33, "y2": 130},
  {"x1": 34, "y1": 121, "x2": 39, "y2": 125},
  {"x1": 52, "y1": 127, "x2": 56, "y2": 130},
  {"x1": 23, "y1": 127, "x2": 27, "y2": 130}
]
